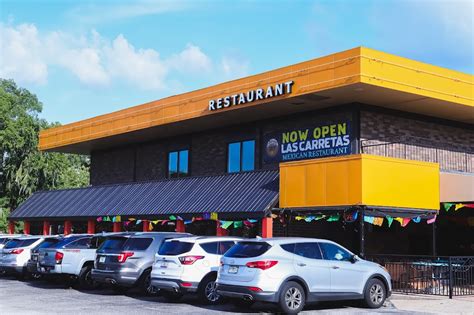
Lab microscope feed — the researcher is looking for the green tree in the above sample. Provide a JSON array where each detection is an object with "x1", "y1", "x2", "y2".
[{"x1": 0, "y1": 79, "x2": 89, "y2": 232}]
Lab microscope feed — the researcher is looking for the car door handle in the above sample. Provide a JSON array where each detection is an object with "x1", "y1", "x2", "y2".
[
  {"x1": 332, "y1": 266, "x2": 340, "y2": 269},
  {"x1": 297, "y1": 263, "x2": 307, "y2": 267}
]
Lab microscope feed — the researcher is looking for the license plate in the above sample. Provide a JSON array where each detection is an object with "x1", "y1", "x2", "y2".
[
  {"x1": 228, "y1": 266, "x2": 239, "y2": 274},
  {"x1": 160, "y1": 262, "x2": 168, "y2": 268},
  {"x1": 99, "y1": 256, "x2": 106, "y2": 263}
]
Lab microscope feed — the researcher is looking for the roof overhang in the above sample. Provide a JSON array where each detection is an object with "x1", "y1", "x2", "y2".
[{"x1": 39, "y1": 47, "x2": 473, "y2": 154}]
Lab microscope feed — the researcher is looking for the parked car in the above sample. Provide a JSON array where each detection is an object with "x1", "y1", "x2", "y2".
[
  {"x1": 151, "y1": 236, "x2": 241, "y2": 304},
  {"x1": 217, "y1": 237, "x2": 392, "y2": 314},
  {"x1": 0, "y1": 235, "x2": 24, "y2": 250},
  {"x1": 0, "y1": 236, "x2": 45, "y2": 278},
  {"x1": 38, "y1": 233, "x2": 114, "y2": 289},
  {"x1": 92, "y1": 232, "x2": 191, "y2": 295},
  {"x1": 27, "y1": 236, "x2": 62, "y2": 278}
]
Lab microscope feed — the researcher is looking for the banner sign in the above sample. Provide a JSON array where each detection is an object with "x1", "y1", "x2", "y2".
[{"x1": 263, "y1": 121, "x2": 352, "y2": 163}]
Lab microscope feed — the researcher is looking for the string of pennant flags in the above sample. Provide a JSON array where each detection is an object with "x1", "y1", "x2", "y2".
[
  {"x1": 96, "y1": 212, "x2": 259, "y2": 231},
  {"x1": 442, "y1": 202, "x2": 474, "y2": 212}
]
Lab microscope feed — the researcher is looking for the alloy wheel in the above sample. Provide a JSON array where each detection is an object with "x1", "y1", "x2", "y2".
[
  {"x1": 205, "y1": 281, "x2": 220, "y2": 302},
  {"x1": 284, "y1": 287, "x2": 302, "y2": 310},
  {"x1": 369, "y1": 283, "x2": 384, "y2": 305}
]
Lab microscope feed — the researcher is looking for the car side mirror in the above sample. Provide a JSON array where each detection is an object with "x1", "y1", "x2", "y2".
[{"x1": 350, "y1": 255, "x2": 358, "y2": 264}]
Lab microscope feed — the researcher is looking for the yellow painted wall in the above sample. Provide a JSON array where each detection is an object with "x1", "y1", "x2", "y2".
[{"x1": 279, "y1": 154, "x2": 439, "y2": 210}]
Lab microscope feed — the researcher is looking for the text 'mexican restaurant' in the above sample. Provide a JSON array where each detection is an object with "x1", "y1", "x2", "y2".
[{"x1": 9, "y1": 47, "x2": 474, "y2": 257}]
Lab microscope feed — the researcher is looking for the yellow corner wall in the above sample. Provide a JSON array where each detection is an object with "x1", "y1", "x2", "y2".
[{"x1": 279, "y1": 154, "x2": 440, "y2": 210}]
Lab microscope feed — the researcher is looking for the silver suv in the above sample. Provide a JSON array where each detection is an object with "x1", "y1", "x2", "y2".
[
  {"x1": 92, "y1": 232, "x2": 191, "y2": 294},
  {"x1": 217, "y1": 237, "x2": 391, "y2": 314},
  {"x1": 0, "y1": 236, "x2": 44, "y2": 278}
]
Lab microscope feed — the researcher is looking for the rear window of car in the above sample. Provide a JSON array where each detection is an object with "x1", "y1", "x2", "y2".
[
  {"x1": 224, "y1": 242, "x2": 271, "y2": 258},
  {"x1": 123, "y1": 238, "x2": 153, "y2": 251},
  {"x1": 0, "y1": 238, "x2": 11, "y2": 245},
  {"x1": 99, "y1": 237, "x2": 128, "y2": 251},
  {"x1": 4, "y1": 238, "x2": 38, "y2": 249},
  {"x1": 37, "y1": 238, "x2": 60, "y2": 249},
  {"x1": 158, "y1": 241, "x2": 194, "y2": 255}
]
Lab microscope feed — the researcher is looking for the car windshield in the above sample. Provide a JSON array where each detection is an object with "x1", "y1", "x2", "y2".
[
  {"x1": 158, "y1": 241, "x2": 194, "y2": 255},
  {"x1": 99, "y1": 237, "x2": 128, "y2": 251},
  {"x1": 224, "y1": 241, "x2": 271, "y2": 258},
  {"x1": 4, "y1": 238, "x2": 38, "y2": 249}
]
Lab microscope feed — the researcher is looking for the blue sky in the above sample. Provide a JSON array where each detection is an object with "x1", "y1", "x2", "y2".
[{"x1": 1, "y1": 0, "x2": 472, "y2": 124}]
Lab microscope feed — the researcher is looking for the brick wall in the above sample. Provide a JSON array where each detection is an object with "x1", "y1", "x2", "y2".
[
  {"x1": 90, "y1": 107, "x2": 354, "y2": 185},
  {"x1": 360, "y1": 110, "x2": 474, "y2": 173}
]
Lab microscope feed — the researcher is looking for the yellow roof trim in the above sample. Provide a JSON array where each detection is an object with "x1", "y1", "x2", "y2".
[{"x1": 39, "y1": 47, "x2": 473, "y2": 152}]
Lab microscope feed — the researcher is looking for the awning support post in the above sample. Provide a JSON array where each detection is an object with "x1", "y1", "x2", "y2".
[
  {"x1": 175, "y1": 220, "x2": 185, "y2": 233},
  {"x1": 87, "y1": 220, "x2": 95, "y2": 234},
  {"x1": 43, "y1": 221, "x2": 50, "y2": 236},
  {"x1": 113, "y1": 222, "x2": 121, "y2": 232},
  {"x1": 143, "y1": 220, "x2": 150, "y2": 232},
  {"x1": 432, "y1": 219, "x2": 437, "y2": 257},
  {"x1": 23, "y1": 221, "x2": 31, "y2": 234},
  {"x1": 8, "y1": 221, "x2": 15, "y2": 234},
  {"x1": 216, "y1": 221, "x2": 228, "y2": 236},
  {"x1": 262, "y1": 217, "x2": 273, "y2": 238},
  {"x1": 64, "y1": 220, "x2": 72, "y2": 235},
  {"x1": 359, "y1": 207, "x2": 365, "y2": 258}
]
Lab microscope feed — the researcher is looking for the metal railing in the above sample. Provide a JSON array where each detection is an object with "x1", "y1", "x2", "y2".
[
  {"x1": 367, "y1": 255, "x2": 474, "y2": 298},
  {"x1": 361, "y1": 138, "x2": 473, "y2": 173}
]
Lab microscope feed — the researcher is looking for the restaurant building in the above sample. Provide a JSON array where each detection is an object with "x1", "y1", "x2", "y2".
[{"x1": 9, "y1": 47, "x2": 474, "y2": 257}]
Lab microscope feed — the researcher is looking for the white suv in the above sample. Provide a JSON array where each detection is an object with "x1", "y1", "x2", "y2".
[
  {"x1": 217, "y1": 237, "x2": 391, "y2": 314},
  {"x1": 151, "y1": 236, "x2": 241, "y2": 304}
]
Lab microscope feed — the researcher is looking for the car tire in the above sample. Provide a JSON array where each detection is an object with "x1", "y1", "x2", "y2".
[
  {"x1": 363, "y1": 278, "x2": 386, "y2": 308},
  {"x1": 197, "y1": 275, "x2": 222, "y2": 305},
  {"x1": 160, "y1": 290, "x2": 183, "y2": 302},
  {"x1": 278, "y1": 281, "x2": 306, "y2": 314},
  {"x1": 139, "y1": 269, "x2": 158, "y2": 296},
  {"x1": 77, "y1": 265, "x2": 97, "y2": 290}
]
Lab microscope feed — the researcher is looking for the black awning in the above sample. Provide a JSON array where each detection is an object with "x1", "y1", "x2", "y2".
[{"x1": 9, "y1": 170, "x2": 279, "y2": 220}]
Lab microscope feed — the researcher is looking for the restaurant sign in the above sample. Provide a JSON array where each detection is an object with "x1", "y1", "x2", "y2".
[
  {"x1": 263, "y1": 122, "x2": 352, "y2": 163},
  {"x1": 208, "y1": 81, "x2": 294, "y2": 111}
]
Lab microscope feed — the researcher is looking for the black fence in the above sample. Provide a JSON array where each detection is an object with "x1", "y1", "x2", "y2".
[
  {"x1": 360, "y1": 138, "x2": 473, "y2": 173},
  {"x1": 367, "y1": 255, "x2": 474, "y2": 298}
]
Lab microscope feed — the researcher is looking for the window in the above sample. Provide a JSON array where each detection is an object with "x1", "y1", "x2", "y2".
[
  {"x1": 99, "y1": 237, "x2": 128, "y2": 251},
  {"x1": 224, "y1": 241, "x2": 271, "y2": 258},
  {"x1": 227, "y1": 140, "x2": 255, "y2": 173},
  {"x1": 319, "y1": 242, "x2": 353, "y2": 261},
  {"x1": 219, "y1": 241, "x2": 236, "y2": 255},
  {"x1": 65, "y1": 238, "x2": 91, "y2": 249},
  {"x1": 280, "y1": 243, "x2": 295, "y2": 254},
  {"x1": 158, "y1": 241, "x2": 194, "y2": 256},
  {"x1": 168, "y1": 149, "x2": 189, "y2": 178},
  {"x1": 123, "y1": 238, "x2": 153, "y2": 251},
  {"x1": 200, "y1": 242, "x2": 219, "y2": 254},
  {"x1": 294, "y1": 242, "x2": 322, "y2": 259}
]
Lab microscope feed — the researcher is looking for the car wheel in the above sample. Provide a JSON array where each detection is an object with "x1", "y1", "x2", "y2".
[
  {"x1": 139, "y1": 269, "x2": 158, "y2": 296},
  {"x1": 77, "y1": 265, "x2": 98, "y2": 290},
  {"x1": 198, "y1": 275, "x2": 221, "y2": 304},
  {"x1": 363, "y1": 278, "x2": 386, "y2": 308},
  {"x1": 160, "y1": 290, "x2": 183, "y2": 302},
  {"x1": 278, "y1": 281, "x2": 305, "y2": 314}
]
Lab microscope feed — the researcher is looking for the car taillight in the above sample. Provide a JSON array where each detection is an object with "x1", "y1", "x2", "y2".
[
  {"x1": 178, "y1": 255, "x2": 204, "y2": 265},
  {"x1": 245, "y1": 260, "x2": 278, "y2": 270},
  {"x1": 55, "y1": 252, "x2": 64, "y2": 264},
  {"x1": 117, "y1": 252, "x2": 134, "y2": 263},
  {"x1": 10, "y1": 249, "x2": 24, "y2": 254}
]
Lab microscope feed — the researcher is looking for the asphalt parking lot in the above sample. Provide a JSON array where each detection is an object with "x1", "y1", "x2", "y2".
[{"x1": 0, "y1": 276, "x2": 407, "y2": 315}]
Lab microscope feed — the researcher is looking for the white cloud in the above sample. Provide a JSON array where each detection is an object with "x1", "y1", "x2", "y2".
[
  {"x1": 220, "y1": 56, "x2": 250, "y2": 79},
  {"x1": 168, "y1": 44, "x2": 212, "y2": 74},
  {"x1": 0, "y1": 23, "x2": 48, "y2": 84},
  {"x1": 105, "y1": 34, "x2": 168, "y2": 90},
  {"x1": 0, "y1": 22, "x2": 250, "y2": 90},
  {"x1": 68, "y1": 0, "x2": 190, "y2": 25}
]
